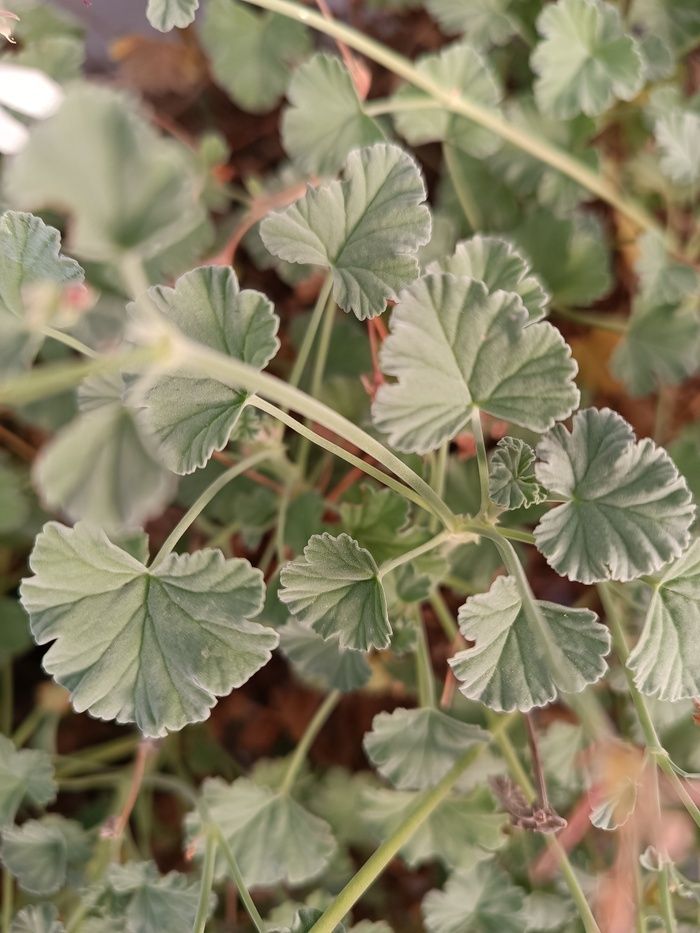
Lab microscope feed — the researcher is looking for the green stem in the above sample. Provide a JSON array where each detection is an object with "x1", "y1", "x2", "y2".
[
  {"x1": 150, "y1": 449, "x2": 277, "y2": 568},
  {"x1": 247, "y1": 394, "x2": 453, "y2": 525},
  {"x1": 470, "y1": 409, "x2": 490, "y2": 514},
  {"x1": 414, "y1": 608, "x2": 436, "y2": 708},
  {"x1": 280, "y1": 689, "x2": 341, "y2": 795},
  {"x1": 599, "y1": 583, "x2": 700, "y2": 830},
  {"x1": 193, "y1": 830, "x2": 217, "y2": 933},
  {"x1": 1, "y1": 662, "x2": 11, "y2": 735},
  {"x1": 378, "y1": 530, "x2": 454, "y2": 579},
  {"x1": 364, "y1": 97, "x2": 444, "y2": 117},
  {"x1": 239, "y1": 0, "x2": 664, "y2": 240},
  {"x1": 552, "y1": 306, "x2": 628, "y2": 333},
  {"x1": 42, "y1": 326, "x2": 99, "y2": 358},
  {"x1": 2, "y1": 867, "x2": 12, "y2": 933},
  {"x1": 493, "y1": 526, "x2": 536, "y2": 545},
  {"x1": 12, "y1": 707, "x2": 45, "y2": 748},
  {"x1": 55, "y1": 735, "x2": 141, "y2": 776},
  {"x1": 659, "y1": 864, "x2": 678, "y2": 933},
  {"x1": 297, "y1": 287, "x2": 336, "y2": 476},
  {"x1": 212, "y1": 827, "x2": 265, "y2": 933},
  {"x1": 310, "y1": 716, "x2": 516, "y2": 933},
  {"x1": 287, "y1": 275, "x2": 334, "y2": 391},
  {"x1": 429, "y1": 590, "x2": 459, "y2": 641},
  {"x1": 443, "y1": 143, "x2": 482, "y2": 231}
]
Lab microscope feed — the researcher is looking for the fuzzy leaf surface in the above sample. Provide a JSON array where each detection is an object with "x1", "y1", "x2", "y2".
[
  {"x1": 200, "y1": 0, "x2": 310, "y2": 113},
  {"x1": 260, "y1": 143, "x2": 431, "y2": 320},
  {"x1": 131, "y1": 266, "x2": 279, "y2": 474},
  {"x1": 146, "y1": 0, "x2": 199, "y2": 31},
  {"x1": 10, "y1": 905, "x2": 64, "y2": 933},
  {"x1": 488, "y1": 437, "x2": 547, "y2": 510},
  {"x1": 655, "y1": 106, "x2": 700, "y2": 187},
  {"x1": 627, "y1": 539, "x2": 700, "y2": 701},
  {"x1": 372, "y1": 274, "x2": 579, "y2": 454},
  {"x1": 429, "y1": 235, "x2": 549, "y2": 322},
  {"x1": 535, "y1": 408, "x2": 694, "y2": 583},
  {"x1": 104, "y1": 861, "x2": 206, "y2": 933},
  {"x1": 20, "y1": 522, "x2": 275, "y2": 737},
  {"x1": 187, "y1": 777, "x2": 336, "y2": 886},
  {"x1": 282, "y1": 54, "x2": 384, "y2": 175},
  {"x1": 363, "y1": 707, "x2": 488, "y2": 790},
  {"x1": 450, "y1": 575, "x2": 610, "y2": 711},
  {"x1": 279, "y1": 533, "x2": 390, "y2": 651},
  {"x1": 531, "y1": 0, "x2": 644, "y2": 118}
]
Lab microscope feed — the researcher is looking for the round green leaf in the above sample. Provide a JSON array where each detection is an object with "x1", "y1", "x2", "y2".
[
  {"x1": 260, "y1": 143, "x2": 431, "y2": 321},
  {"x1": 0, "y1": 736, "x2": 56, "y2": 827},
  {"x1": 450, "y1": 575, "x2": 610, "y2": 711},
  {"x1": 363, "y1": 707, "x2": 488, "y2": 790},
  {"x1": 104, "y1": 861, "x2": 207, "y2": 933},
  {"x1": 1, "y1": 816, "x2": 90, "y2": 895},
  {"x1": 425, "y1": 0, "x2": 517, "y2": 46},
  {"x1": 131, "y1": 265, "x2": 279, "y2": 474},
  {"x1": 20, "y1": 522, "x2": 276, "y2": 737},
  {"x1": 534, "y1": 408, "x2": 695, "y2": 583},
  {"x1": 279, "y1": 619, "x2": 372, "y2": 693},
  {"x1": 372, "y1": 274, "x2": 579, "y2": 454},
  {"x1": 279, "y1": 533, "x2": 391, "y2": 651},
  {"x1": 146, "y1": 0, "x2": 199, "y2": 31},
  {"x1": 422, "y1": 863, "x2": 526, "y2": 933}
]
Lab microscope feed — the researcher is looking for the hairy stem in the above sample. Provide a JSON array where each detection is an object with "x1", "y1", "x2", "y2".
[
  {"x1": 297, "y1": 287, "x2": 337, "y2": 476},
  {"x1": 414, "y1": 607, "x2": 436, "y2": 708},
  {"x1": 213, "y1": 827, "x2": 265, "y2": 933},
  {"x1": 470, "y1": 409, "x2": 490, "y2": 514},
  {"x1": 430, "y1": 590, "x2": 459, "y2": 640},
  {"x1": 42, "y1": 326, "x2": 99, "y2": 358},
  {"x1": 287, "y1": 275, "x2": 334, "y2": 390},
  {"x1": 280, "y1": 689, "x2": 341, "y2": 795},
  {"x1": 378, "y1": 530, "x2": 455, "y2": 579}
]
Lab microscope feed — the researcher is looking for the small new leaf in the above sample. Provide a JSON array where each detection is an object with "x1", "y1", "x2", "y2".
[
  {"x1": 531, "y1": 0, "x2": 644, "y2": 118},
  {"x1": 450, "y1": 575, "x2": 610, "y2": 711},
  {"x1": 0, "y1": 736, "x2": 55, "y2": 826},
  {"x1": 146, "y1": 0, "x2": 199, "y2": 32},
  {"x1": 260, "y1": 143, "x2": 431, "y2": 320},
  {"x1": 422, "y1": 863, "x2": 526, "y2": 933},
  {"x1": 363, "y1": 707, "x2": 488, "y2": 790},
  {"x1": 279, "y1": 533, "x2": 391, "y2": 651},
  {"x1": 627, "y1": 539, "x2": 700, "y2": 701},
  {"x1": 131, "y1": 266, "x2": 279, "y2": 474},
  {"x1": 488, "y1": 437, "x2": 547, "y2": 510},
  {"x1": 372, "y1": 274, "x2": 579, "y2": 454},
  {"x1": 20, "y1": 522, "x2": 276, "y2": 737},
  {"x1": 282, "y1": 54, "x2": 384, "y2": 175},
  {"x1": 187, "y1": 777, "x2": 336, "y2": 886},
  {"x1": 534, "y1": 408, "x2": 694, "y2": 583}
]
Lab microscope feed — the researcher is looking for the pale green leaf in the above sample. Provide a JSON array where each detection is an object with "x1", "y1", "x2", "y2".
[
  {"x1": 531, "y1": 0, "x2": 644, "y2": 118},
  {"x1": 514, "y1": 209, "x2": 612, "y2": 306},
  {"x1": 0, "y1": 735, "x2": 56, "y2": 826},
  {"x1": 0, "y1": 599, "x2": 32, "y2": 665},
  {"x1": 200, "y1": 0, "x2": 310, "y2": 113},
  {"x1": 488, "y1": 437, "x2": 547, "y2": 510},
  {"x1": 260, "y1": 143, "x2": 431, "y2": 321},
  {"x1": 339, "y1": 485, "x2": 425, "y2": 562},
  {"x1": 450, "y1": 575, "x2": 610, "y2": 711},
  {"x1": 279, "y1": 619, "x2": 372, "y2": 693},
  {"x1": 372, "y1": 274, "x2": 579, "y2": 454},
  {"x1": 392, "y1": 42, "x2": 501, "y2": 157},
  {"x1": 363, "y1": 707, "x2": 488, "y2": 790},
  {"x1": 0, "y1": 211, "x2": 83, "y2": 375},
  {"x1": 187, "y1": 777, "x2": 336, "y2": 886},
  {"x1": 104, "y1": 861, "x2": 206, "y2": 933},
  {"x1": 429, "y1": 235, "x2": 549, "y2": 322},
  {"x1": 146, "y1": 0, "x2": 199, "y2": 31},
  {"x1": 610, "y1": 297, "x2": 700, "y2": 396},
  {"x1": 655, "y1": 108, "x2": 700, "y2": 187},
  {"x1": 10, "y1": 905, "x2": 64, "y2": 933},
  {"x1": 282, "y1": 54, "x2": 384, "y2": 175},
  {"x1": 6, "y1": 84, "x2": 210, "y2": 268},
  {"x1": 34, "y1": 374, "x2": 176, "y2": 530},
  {"x1": 0, "y1": 459, "x2": 30, "y2": 535},
  {"x1": 363, "y1": 787, "x2": 505, "y2": 870},
  {"x1": 131, "y1": 266, "x2": 279, "y2": 474},
  {"x1": 627, "y1": 539, "x2": 700, "y2": 701},
  {"x1": 1, "y1": 816, "x2": 90, "y2": 895},
  {"x1": 425, "y1": 0, "x2": 517, "y2": 46},
  {"x1": 20, "y1": 522, "x2": 275, "y2": 737},
  {"x1": 422, "y1": 863, "x2": 526, "y2": 933},
  {"x1": 634, "y1": 231, "x2": 699, "y2": 306},
  {"x1": 534, "y1": 408, "x2": 695, "y2": 583},
  {"x1": 279, "y1": 533, "x2": 391, "y2": 651}
]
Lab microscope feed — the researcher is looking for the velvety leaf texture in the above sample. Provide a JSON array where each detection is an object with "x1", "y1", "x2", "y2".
[
  {"x1": 339, "y1": 485, "x2": 425, "y2": 562},
  {"x1": 488, "y1": 437, "x2": 547, "y2": 510},
  {"x1": 282, "y1": 54, "x2": 384, "y2": 175},
  {"x1": 422, "y1": 863, "x2": 526, "y2": 933},
  {"x1": 429, "y1": 235, "x2": 549, "y2": 322},
  {"x1": 0, "y1": 210, "x2": 83, "y2": 375},
  {"x1": 146, "y1": 0, "x2": 199, "y2": 32},
  {"x1": 187, "y1": 777, "x2": 336, "y2": 887},
  {"x1": 531, "y1": 0, "x2": 644, "y2": 118},
  {"x1": 363, "y1": 707, "x2": 488, "y2": 790},
  {"x1": 131, "y1": 265, "x2": 279, "y2": 474},
  {"x1": 655, "y1": 107, "x2": 700, "y2": 187},
  {"x1": 535, "y1": 408, "x2": 695, "y2": 584},
  {"x1": 260, "y1": 143, "x2": 431, "y2": 320},
  {"x1": 20, "y1": 522, "x2": 276, "y2": 737},
  {"x1": 372, "y1": 274, "x2": 579, "y2": 454},
  {"x1": 279, "y1": 533, "x2": 391, "y2": 651},
  {"x1": 450, "y1": 575, "x2": 610, "y2": 711},
  {"x1": 627, "y1": 539, "x2": 700, "y2": 701}
]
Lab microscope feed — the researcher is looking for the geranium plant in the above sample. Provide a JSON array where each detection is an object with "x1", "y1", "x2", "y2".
[{"x1": 0, "y1": 0, "x2": 699, "y2": 930}]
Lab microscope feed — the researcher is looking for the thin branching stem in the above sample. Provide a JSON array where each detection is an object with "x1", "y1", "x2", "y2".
[
  {"x1": 280, "y1": 690, "x2": 341, "y2": 795},
  {"x1": 287, "y1": 275, "x2": 334, "y2": 391},
  {"x1": 193, "y1": 830, "x2": 217, "y2": 933}
]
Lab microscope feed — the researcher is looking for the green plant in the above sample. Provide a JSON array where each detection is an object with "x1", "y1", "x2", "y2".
[{"x1": 0, "y1": 0, "x2": 699, "y2": 930}]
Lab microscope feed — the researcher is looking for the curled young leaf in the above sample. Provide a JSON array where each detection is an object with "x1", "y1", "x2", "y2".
[
  {"x1": 450, "y1": 575, "x2": 610, "y2": 711},
  {"x1": 279, "y1": 533, "x2": 391, "y2": 652},
  {"x1": 535, "y1": 408, "x2": 695, "y2": 584},
  {"x1": 20, "y1": 522, "x2": 276, "y2": 737},
  {"x1": 372, "y1": 273, "x2": 579, "y2": 454},
  {"x1": 260, "y1": 143, "x2": 431, "y2": 320},
  {"x1": 488, "y1": 437, "x2": 547, "y2": 510}
]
